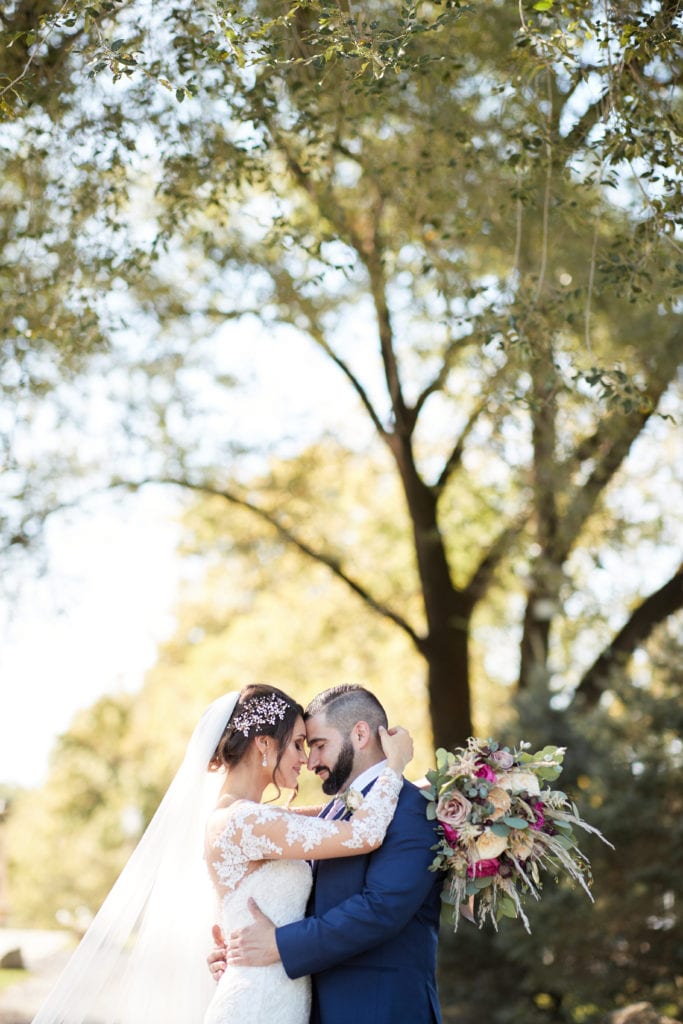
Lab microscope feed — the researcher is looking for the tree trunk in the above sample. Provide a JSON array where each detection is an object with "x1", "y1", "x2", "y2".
[
  {"x1": 518, "y1": 342, "x2": 560, "y2": 690},
  {"x1": 519, "y1": 592, "x2": 554, "y2": 691},
  {"x1": 424, "y1": 598, "x2": 473, "y2": 750},
  {"x1": 389, "y1": 434, "x2": 474, "y2": 746}
]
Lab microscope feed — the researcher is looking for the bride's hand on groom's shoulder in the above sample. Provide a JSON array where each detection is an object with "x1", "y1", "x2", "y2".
[
  {"x1": 379, "y1": 725, "x2": 413, "y2": 774},
  {"x1": 207, "y1": 924, "x2": 227, "y2": 983}
]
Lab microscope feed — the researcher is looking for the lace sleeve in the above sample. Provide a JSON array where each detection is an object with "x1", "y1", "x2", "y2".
[{"x1": 210, "y1": 768, "x2": 402, "y2": 880}]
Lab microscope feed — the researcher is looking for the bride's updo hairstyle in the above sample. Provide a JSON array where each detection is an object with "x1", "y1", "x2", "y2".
[{"x1": 209, "y1": 684, "x2": 304, "y2": 791}]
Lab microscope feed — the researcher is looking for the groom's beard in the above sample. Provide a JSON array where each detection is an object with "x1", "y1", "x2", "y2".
[{"x1": 320, "y1": 739, "x2": 355, "y2": 796}]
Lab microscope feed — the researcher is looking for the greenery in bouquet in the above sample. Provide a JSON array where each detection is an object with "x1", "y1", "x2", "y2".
[{"x1": 422, "y1": 738, "x2": 612, "y2": 933}]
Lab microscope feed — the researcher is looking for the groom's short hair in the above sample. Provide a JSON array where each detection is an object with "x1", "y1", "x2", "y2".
[{"x1": 305, "y1": 685, "x2": 388, "y2": 737}]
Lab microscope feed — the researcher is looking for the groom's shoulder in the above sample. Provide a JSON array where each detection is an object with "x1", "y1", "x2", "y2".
[
  {"x1": 400, "y1": 777, "x2": 430, "y2": 803},
  {"x1": 396, "y1": 777, "x2": 435, "y2": 821}
]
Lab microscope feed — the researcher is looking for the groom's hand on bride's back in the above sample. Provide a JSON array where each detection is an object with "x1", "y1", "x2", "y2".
[
  {"x1": 207, "y1": 924, "x2": 227, "y2": 983},
  {"x1": 226, "y1": 898, "x2": 279, "y2": 967}
]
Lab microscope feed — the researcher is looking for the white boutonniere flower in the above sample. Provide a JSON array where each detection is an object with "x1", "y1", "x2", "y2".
[{"x1": 341, "y1": 788, "x2": 363, "y2": 815}]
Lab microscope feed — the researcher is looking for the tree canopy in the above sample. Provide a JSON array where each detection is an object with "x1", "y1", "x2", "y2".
[{"x1": 1, "y1": 1, "x2": 682, "y2": 747}]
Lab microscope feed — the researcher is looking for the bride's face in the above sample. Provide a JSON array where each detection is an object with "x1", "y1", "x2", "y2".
[{"x1": 273, "y1": 715, "x2": 308, "y2": 790}]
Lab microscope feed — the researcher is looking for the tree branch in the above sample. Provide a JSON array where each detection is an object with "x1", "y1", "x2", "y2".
[
  {"x1": 465, "y1": 509, "x2": 530, "y2": 603},
  {"x1": 141, "y1": 476, "x2": 426, "y2": 653},
  {"x1": 363, "y1": 236, "x2": 412, "y2": 438},
  {"x1": 272, "y1": 137, "x2": 402, "y2": 443},
  {"x1": 554, "y1": 328, "x2": 683, "y2": 565},
  {"x1": 575, "y1": 562, "x2": 683, "y2": 706},
  {"x1": 268, "y1": 269, "x2": 389, "y2": 441},
  {"x1": 412, "y1": 330, "x2": 483, "y2": 423},
  {"x1": 308, "y1": 326, "x2": 389, "y2": 440},
  {"x1": 434, "y1": 363, "x2": 510, "y2": 494}
]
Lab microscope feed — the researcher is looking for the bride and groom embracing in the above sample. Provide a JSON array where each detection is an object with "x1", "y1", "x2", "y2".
[{"x1": 32, "y1": 683, "x2": 443, "y2": 1024}]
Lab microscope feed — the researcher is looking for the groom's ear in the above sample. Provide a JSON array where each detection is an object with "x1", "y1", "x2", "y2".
[{"x1": 351, "y1": 720, "x2": 372, "y2": 750}]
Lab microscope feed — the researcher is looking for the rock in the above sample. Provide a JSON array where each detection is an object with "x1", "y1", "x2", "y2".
[
  {"x1": 0, "y1": 949, "x2": 24, "y2": 970},
  {"x1": 606, "y1": 1003, "x2": 681, "y2": 1024}
]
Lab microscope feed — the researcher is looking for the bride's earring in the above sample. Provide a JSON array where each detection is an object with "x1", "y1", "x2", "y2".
[{"x1": 262, "y1": 747, "x2": 268, "y2": 768}]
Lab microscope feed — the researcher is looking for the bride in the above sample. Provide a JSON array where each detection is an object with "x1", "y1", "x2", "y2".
[{"x1": 31, "y1": 685, "x2": 412, "y2": 1024}]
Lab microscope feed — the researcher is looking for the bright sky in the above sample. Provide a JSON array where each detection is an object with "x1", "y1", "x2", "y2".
[
  {"x1": 0, "y1": 317, "x2": 383, "y2": 789},
  {"x1": 0, "y1": 487, "x2": 182, "y2": 788}
]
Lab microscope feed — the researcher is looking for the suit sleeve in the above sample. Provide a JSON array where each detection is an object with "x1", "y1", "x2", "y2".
[{"x1": 276, "y1": 787, "x2": 439, "y2": 978}]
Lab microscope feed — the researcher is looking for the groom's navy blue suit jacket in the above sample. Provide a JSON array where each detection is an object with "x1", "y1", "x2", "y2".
[{"x1": 276, "y1": 777, "x2": 443, "y2": 1024}]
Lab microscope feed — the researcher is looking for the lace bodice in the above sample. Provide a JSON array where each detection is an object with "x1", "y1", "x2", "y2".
[
  {"x1": 204, "y1": 766, "x2": 403, "y2": 895},
  {"x1": 203, "y1": 860, "x2": 313, "y2": 1024}
]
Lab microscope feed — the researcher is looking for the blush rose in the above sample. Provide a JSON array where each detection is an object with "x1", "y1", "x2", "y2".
[{"x1": 436, "y1": 789, "x2": 472, "y2": 829}]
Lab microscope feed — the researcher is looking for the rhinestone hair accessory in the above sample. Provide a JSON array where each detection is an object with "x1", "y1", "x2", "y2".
[{"x1": 231, "y1": 694, "x2": 290, "y2": 737}]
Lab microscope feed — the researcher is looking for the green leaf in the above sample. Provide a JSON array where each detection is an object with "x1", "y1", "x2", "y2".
[
  {"x1": 503, "y1": 816, "x2": 529, "y2": 829},
  {"x1": 435, "y1": 748, "x2": 450, "y2": 771},
  {"x1": 552, "y1": 819, "x2": 573, "y2": 831},
  {"x1": 491, "y1": 822, "x2": 511, "y2": 837},
  {"x1": 533, "y1": 0, "x2": 554, "y2": 9},
  {"x1": 497, "y1": 895, "x2": 517, "y2": 918}
]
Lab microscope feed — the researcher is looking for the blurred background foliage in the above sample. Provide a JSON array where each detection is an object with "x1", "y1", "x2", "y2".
[{"x1": 3, "y1": 448, "x2": 682, "y2": 1021}]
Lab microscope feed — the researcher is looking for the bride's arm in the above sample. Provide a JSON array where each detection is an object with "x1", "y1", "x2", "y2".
[{"x1": 209, "y1": 728, "x2": 412, "y2": 863}]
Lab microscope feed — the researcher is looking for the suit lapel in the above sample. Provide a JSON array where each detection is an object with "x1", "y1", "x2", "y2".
[{"x1": 310, "y1": 776, "x2": 382, "y2": 891}]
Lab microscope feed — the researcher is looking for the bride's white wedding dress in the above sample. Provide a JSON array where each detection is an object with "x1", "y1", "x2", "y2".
[
  {"x1": 204, "y1": 860, "x2": 312, "y2": 1024},
  {"x1": 202, "y1": 768, "x2": 403, "y2": 1024}
]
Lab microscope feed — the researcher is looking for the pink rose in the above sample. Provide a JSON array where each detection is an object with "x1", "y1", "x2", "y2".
[
  {"x1": 440, "y1": 821, "x2": 460, "y2": 846},
  {"x1": 476, "y1": 764, "x2": 497, "y2": 783},
  {"x1": 467, "y1": 858, "x2": 500, "y2": 878},
  {"x1": 436, "y1": 789, "x2": 472, "y2": 829},
  {"x1": 490, "y1": 749, "x2": 515, "y2": 770}
]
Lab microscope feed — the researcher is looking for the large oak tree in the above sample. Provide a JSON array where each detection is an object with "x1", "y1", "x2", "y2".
[{"x1": 2, "y1": 1, "x2": 682, "y2": 746}]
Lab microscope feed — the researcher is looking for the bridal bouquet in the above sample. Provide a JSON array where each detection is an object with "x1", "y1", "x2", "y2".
[{"x1": 422, "y1": 738, "x2": 611, "y2": 933}]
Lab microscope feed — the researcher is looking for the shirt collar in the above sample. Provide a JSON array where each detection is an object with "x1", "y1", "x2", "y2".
[{"x1": 345, "y1": 759, "x2": 387, "y2": 795}]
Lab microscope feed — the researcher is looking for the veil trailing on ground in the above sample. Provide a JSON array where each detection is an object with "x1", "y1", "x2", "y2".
[{"x1": 32, "y1": 691, "x2": 241, "y2": 1024}]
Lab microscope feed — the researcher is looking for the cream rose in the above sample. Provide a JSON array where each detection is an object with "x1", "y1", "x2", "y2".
[
  {"x1": 487, "y1": 786, "x2": 512, "y2": 821},
  {"x1": 475, "y1": 830, "x2": 509, "y2": 859},
  {"x1": 436, "y1": 789, "x2": 472, "y2": 828},
  {"x1": 499, "y1": 770, "x2": 541, "y2": 796},
  {"x1": 509, "y1": 829, "x2": 535, "y2": 860}
]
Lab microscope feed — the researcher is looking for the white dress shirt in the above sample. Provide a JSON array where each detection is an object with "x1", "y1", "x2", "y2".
[{"x1": 325, "y1": 759, "x2": 388, "y2": 819}]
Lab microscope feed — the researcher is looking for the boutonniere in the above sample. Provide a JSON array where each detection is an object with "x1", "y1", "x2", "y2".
[{"x1": 340, "y1": 788, "x2": 363, "y2": 815}]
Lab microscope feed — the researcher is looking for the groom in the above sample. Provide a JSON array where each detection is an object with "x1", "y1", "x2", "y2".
[{"x1": 210, "y1": 684, "x2": 443, "y2": 1023}]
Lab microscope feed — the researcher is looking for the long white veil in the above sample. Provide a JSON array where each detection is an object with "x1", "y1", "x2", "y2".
[{"x1": 32, "y1": 691, "x2": 240, "y2": 1024}]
